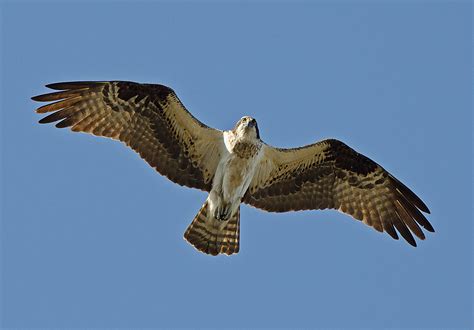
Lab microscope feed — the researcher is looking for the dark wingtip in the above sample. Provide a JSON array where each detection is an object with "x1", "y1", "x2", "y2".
[
  {"x1": 389, "y1": 174, "x2": 430, "y2": 214},
  {"x1": 31, "y1": 95, "x2": 44, "y2": 101},
  {"x1": 45, "y1": 82, "x2": 80, "y2": 90},
  {"x1": 407, "y1": 239, "x2": 417, "y2": 247},
  {"x1": 416, "y1": 202, "x2": 431, "y2": 214},
  {"x1": 424, "y1": 222, "x2": 435, "y2": 233},
  {"x1": 45, "y1": 82, "x2": 72, "y2": 90},
  {"x1": 401, "y1": 231, "x2": 417, "y2": 247},
  {"x1": 55, "y1": 118, "x2": 73, "y2": 128},
  {"x1": 384, "y1": 224, "x2": 399, "y2": 240},
  {"x1": 45, "y1": 81, "x2": 102, "y2": 90},
  {"x1": 419, "y1": 203, "x2": 431, "y2": 214}
]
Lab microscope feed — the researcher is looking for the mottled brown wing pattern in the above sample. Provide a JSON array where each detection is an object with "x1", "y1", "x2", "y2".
[
  {"x1": 32, "y1": 81, "x2": 224, "y2": 191},
  {"x1": 244, "y1": 139, "x2": 433, "y2": 246}
]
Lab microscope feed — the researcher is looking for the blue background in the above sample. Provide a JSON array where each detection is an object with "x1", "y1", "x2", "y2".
[{"x1": 1, "y1": 1, "x2": 472, "y2": 328}]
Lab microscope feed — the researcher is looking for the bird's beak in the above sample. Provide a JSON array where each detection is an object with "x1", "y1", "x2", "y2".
[{"x1": 248, "y1": 119, "x2": 257, "y2": 127}]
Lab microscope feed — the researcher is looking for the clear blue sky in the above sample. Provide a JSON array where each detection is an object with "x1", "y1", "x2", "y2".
[{"x1": 1, "y1": 1, "x2": 472, "y2": 328}]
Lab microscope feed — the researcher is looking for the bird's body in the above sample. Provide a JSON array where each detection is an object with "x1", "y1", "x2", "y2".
[
  {"x1": 33, "y1": 80, "x2": 434, "y2": 256},
  {"x1": 210, "y1": 119, "x2": 263, "y2": 221},
  {"x1": 183, "y1": 117, "x2": 264, "y2": 255}
]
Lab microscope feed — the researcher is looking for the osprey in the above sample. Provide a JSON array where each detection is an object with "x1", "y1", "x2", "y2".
[{"x1": 32, "y1": 81, "x2": 434, "y2": 256}]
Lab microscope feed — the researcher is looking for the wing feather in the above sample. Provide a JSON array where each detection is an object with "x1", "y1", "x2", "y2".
[
  {"x1": 33, "y1": 81, "x2": 224, "y2": 191},
  {"x1": 244, "y1": 139, "x2": 433, "y2": 246}
]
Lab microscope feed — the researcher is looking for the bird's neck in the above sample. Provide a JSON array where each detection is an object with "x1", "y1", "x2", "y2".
[{"x1": 231, "y1": 134, "x2": 261, "y2": 159}]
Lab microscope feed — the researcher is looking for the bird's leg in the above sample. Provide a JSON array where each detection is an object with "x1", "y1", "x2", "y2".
[
  {"x1": 214, "y1": 201, "x2": 232, "y2": 221},
  {"x1": 209, "y1": 182, "x2": 233, "y2": 221}
]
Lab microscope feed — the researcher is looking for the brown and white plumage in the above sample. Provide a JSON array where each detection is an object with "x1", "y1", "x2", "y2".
[
  {"x1": 33, "y1": 80, "x2": 434, "y2": 255},
  {"x1": 244, "y1": 139, "x2": 433, "y2": 246},
  {"x1": 33, "y1": 81, "x2": 223, "y2": 191}
]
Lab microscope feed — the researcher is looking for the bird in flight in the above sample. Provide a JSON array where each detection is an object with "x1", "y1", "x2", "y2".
[{"x1": 33, "y1": 81, "x2": 434, "y2": 256}]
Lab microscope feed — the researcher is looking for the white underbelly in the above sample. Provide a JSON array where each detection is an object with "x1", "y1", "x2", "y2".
[
  {"x1": 210, "y1": 152, "x2": 258, "y2": 204},
  {"x1": 221, "y1": 155, "x2": 256, "y2": 201},
  {"x1": 207, "y1": 133, "x2": 263, "y2": 219}
]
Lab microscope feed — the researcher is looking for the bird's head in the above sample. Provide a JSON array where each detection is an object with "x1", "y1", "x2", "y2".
[{"x1": 233, "y1": 116, "x2": 260, "y2": 140}]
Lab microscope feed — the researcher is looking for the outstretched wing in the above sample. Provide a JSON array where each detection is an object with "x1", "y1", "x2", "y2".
[
  {"x1": 32, "y1": 81, "x2": 225, "y2": 191},
  {"x1": 244, "y1": 139, "x2": 433, "y2": 246}
]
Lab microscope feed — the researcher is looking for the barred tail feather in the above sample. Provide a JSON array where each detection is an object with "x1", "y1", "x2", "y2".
[{"x1": 184, "y1": 201, "x2": 240, "y2": 256}]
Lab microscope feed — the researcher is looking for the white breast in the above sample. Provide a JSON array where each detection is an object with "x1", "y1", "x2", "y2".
[{"x1": 219, "y1": 131, "x2": 263, "y2": 201}]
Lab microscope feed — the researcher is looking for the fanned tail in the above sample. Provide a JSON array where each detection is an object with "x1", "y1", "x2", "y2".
[{"x1": 184, "y1": 201, "x2": 240, "y2": 256}]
